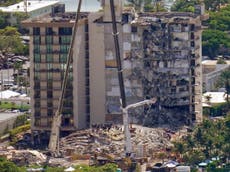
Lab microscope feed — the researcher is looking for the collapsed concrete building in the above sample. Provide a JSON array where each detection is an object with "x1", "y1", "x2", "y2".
[
  {"x1": 22, "y1": 0, "x2": 206, "y2": 141},
  {"x1": 121, "y1": 12, "x2": 204, "y2": 127}
]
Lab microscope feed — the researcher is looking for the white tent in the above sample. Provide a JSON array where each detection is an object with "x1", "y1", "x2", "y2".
[
  {"x1": 0, "y1": 90, "x2": 20, "y2": 99},
  {"x1": 199, "y1": 162, "x2": 208, "y2": 167},
  {"x1": 203, "y1": 92, "x2": 227, "y2": 104},
  {"x1": 64, "y1": 167, "x2": 75, "y2": 172}
]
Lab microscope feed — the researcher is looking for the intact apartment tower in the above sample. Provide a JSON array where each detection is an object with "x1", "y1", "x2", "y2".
[{"x1": 23, "y1": 0, "x2": 205, "y2": 141}]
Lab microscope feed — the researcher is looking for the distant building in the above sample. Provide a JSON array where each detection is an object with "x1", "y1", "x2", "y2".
[
  {"x1": 0, "y1": 0, "x2": 64, "y2": 25},
  {"x1": 0, "y1": 112, "x2": 23, "y2": 135},
  {"x1": 23, "y1": 0, "x2": 205, "y2": 142},
  {"x1": 202, "y1": 60, "x2": 230, "y2": 91}
]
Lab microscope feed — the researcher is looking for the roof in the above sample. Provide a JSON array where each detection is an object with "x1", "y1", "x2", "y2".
[
  {"x1": 0, "y1": 0, "x2": 59, "y2": 13},
  {"x1": 202, "y1": 60, "x2": 230, "y2": 65},
  {"x1": 0, "y1": 112, "x2": 21, "y2": 122},
  {"x1": 0, "y1": 90, "x2": 20, "y2": 99},
  {"x1": 22, "y1": 12, "x2": 89, "y2": 28},
  {"x1": 203, "y1": 92, "x2": 227, "y2": 104}
]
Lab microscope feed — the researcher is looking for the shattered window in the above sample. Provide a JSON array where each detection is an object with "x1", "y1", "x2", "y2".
[{"x1": 131, "y1": 26, "x2": 137, "y2": 33}]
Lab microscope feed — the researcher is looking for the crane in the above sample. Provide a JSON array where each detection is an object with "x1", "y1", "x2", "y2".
[
  {"x1": 48, "y1": 0, "x2": 156, "y2": 157},
  {"x1": 48, "y1": 0, "x2": 83, "y2": 156},
  {"x1": 109, "y1": 0, "x2": 156, "y2": 156}
]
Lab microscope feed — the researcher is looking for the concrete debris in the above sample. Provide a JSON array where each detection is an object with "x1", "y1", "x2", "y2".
[
  {"x1": 59, "y1": 125, "x2": 173, "y2": 158},
  {"x1": 0, "y1": 147, "x2": 47, "y2": 166}
]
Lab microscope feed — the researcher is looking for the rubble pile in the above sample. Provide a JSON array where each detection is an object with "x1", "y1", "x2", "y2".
[
  {"x1": 10, "y1": 150, "x2": 47, "y2": 166},
  {"x1": 0, "y1": 146, "x2": 47, "y2": 166},
  {"x1": 60, "y1": 125, "x2": 173, "y2": 157}
]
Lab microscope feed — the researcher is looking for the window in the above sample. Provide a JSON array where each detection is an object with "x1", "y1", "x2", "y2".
[
  {"x1": 46, "y1": 45, "x2": 52, "y2": 53},
  {"x1": 66, "y1": 82, "x2": 73, "y2": 89},
  {"x1": 64, "y1": 100, "x2": 73, "y2": 107},
  {"x1": 59, "y1": 27, "x2": 72, "y2": 35},
  {"x1": 65, "y1": 90, "x2": 73, "y2": 98},
  {"x1": 47, "y1": 63, "x2": 53, "y2": 70},
  {"x1": 33, "y1": 27, "x2": 40, "y2": 35},
  {"x1": 34, "y1": 110, "x2": 41, "y2": 117},
  {"x1": 34, "y1": 54, "x2": 41, "y2": 63},
  {"x1": 34, "y1": 90, "x2": 40, "y2": 98},
  {"x1": 68, "y1": 72, "x2": 73, "y2": 81},
  {"x1": 46, "y1": 54, "x2": 53, "y2": 62},
  {"x1": 122, "y1": 14, "x2": 129, "y2": 23},
  {"x1": 47, "y1": 90, "x2": 53, "y2": 98},
  {"x1": 191, "y1": 24, "x2": 195, "y2": 31},
  {"x1": 47, "y1": 80, "x2": 52, "y2": 89},
  {"x1": 60, "y1": 54, "x2": 67, "y2": 63},
  {"x1": 191, "y1": 41, "x2": 195, "y2": 47},
  {"x1": 33, "y1": 36, "x2": 40, "y2": 44},
  {"x1": 34, "y1": 71, "x2": 40, "y2": 80},
  {"x1": 34, "y1": 118, "x2": 41, "y2": 127},
  {"x1": 46, "y1": 36, "x2": 53, "y2": 44},
  {"x1": 46, "y1": 27, "x2": 53, "y2": 35},
  {"x1": 47, "y1": 72, "x2": 52, "y2": 80},
  {"x1": 34, "y1": 81, "x2": 40, "y2": 89},
  {"x1": 47, "y1": 109, "x2": 53, "y2": 116},
  {"x1": 62, "y1": 109, "x2": 73, "y2": 115},
  {"x1": 35, "y1": 101, "x2": 40, "y2": 108},
  {"x1": 191, "y1": 59, "x2": 195, "y2": 66},
  {"x1": 131, "y1": 26, "x2": 137, "y2": 33},
  {"x1": 60, "y1": 45, "x2": 69, "y2": 53},
  {"x1": 34, "y1": 45, "x2": 40, "y2": 53},
  {"x1": 34, "y1": 63, "x2": 40, "y2": 71},
  {"x1": 191, "y1": 32, "x2": 195, "y2": 39},
  {"x1": 59, "y1": 36, "x2": 71, "y2": 44}
]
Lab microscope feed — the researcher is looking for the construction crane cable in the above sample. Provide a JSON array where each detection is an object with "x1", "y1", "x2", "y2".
[
  {"x1": 58, "y1": 0, "x2": 82, "y2": 115},
  {"x1": 48, "y1": 0, "x2": 82, "y2": 155},
  {"x1": 109, "y1": 0, "x2": 127, "y2": 109}
]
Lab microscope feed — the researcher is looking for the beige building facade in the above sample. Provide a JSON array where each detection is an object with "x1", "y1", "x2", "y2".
[{"x1": 23, "y1": 0, "x2": 204, "y2": 142}]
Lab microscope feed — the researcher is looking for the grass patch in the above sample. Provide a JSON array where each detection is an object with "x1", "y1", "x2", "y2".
[
  {"x1": 9, "y1": 124, "x2": 30, "y2": 145},
  {"x1": 0, "y1": 101, "x2": 30, "y2": 111}
]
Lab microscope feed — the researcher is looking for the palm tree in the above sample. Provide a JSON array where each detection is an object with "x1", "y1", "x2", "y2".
[
  {"x1": 126, "y1": 0, "x2": 166, "y2": 12},
  {"x1": 173, "y1": 141, "x2": 185, "y2": 160},
  {"x1": 13, "y1": 61, "x2": 23, "y2": 86},
  {"x1": 216, "y1": 68, "x2": 230, "y2": 105}
]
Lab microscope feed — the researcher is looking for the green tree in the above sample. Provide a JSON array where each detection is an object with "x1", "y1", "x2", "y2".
[
  {"x1": 216, "y1": 69, "x2": 230, "y2": 104},
  {"x1": 126, "y1": 0, "x2": 166, "y2": 12},
  {"x1": 0, "y1": 11, "x2": 9, "y2": 29},
  {"x1": 171, "y1": 0, "x2": 197, "y2": 12},
  {"x1": 183, "y1": 150, "x2": 205, "y2": 165},
  {"x1": 173, "y1": 141, "x2": 186, "y2": 158},
  {"x1": 217, "y1": 58, "x2": 227, "y2": 64},
  {"x1": 186, "y1": 135, "x2": 195, "y2": 150},
  {"x1": 204, "y1": 0, "x2": 230, "y2": 11},
  {"x1": 171, "y1": 0, "x2": 230, "y2": 12},
  {"x1": 100, "y1": 163, "x2": 118, "y2": 172},
  {"x1": 0, "y1": 157, "x2": 24, "y2": 172},
  {"x1": 0, "y1": 0, "x2": 21, "y2": 6},
  {"x1": 202, "y1": 29, "x2": 230, "y2": 58},
  {"x1": 0, "y1": 26, "x2": 28, "y2": 56}
]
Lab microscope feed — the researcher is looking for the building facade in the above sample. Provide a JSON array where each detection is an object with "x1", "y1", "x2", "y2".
[
  {"x1": 90, "y1": 0, "x2": 204, "y2": 126},
  {"x1": 23, "y1": 12, "x2": 89, "y2": 142},
  {"x1": 23, "y1": 0, "x2": 204, "y2": 141}
]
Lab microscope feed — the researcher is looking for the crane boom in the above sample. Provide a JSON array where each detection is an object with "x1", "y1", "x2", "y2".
[
  {"x1": 109, "y1": 0, "x2": 156, "y2": 156},
  {"x1": 48, "y1": 0, "x2": 82, "y2": 156},
  {"x1": 109, "y1": 0, "x2": 126, "y2": 109},
  {"x1": 109, "y1": 0, "x2": 131, "y2": 156}
]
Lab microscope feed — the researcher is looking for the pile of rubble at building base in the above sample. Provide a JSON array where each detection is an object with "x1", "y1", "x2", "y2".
[
  {"x1": 60, "y1": 125, "x2": 174, "y2": 158},
  {"x1": 0, "y1": 146, "x2": 47, "y2": 166}
]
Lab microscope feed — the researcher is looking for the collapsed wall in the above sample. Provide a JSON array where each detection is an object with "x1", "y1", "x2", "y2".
[{"x1": 120, "y1": 13, "x2": 203, "y2": 127}]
